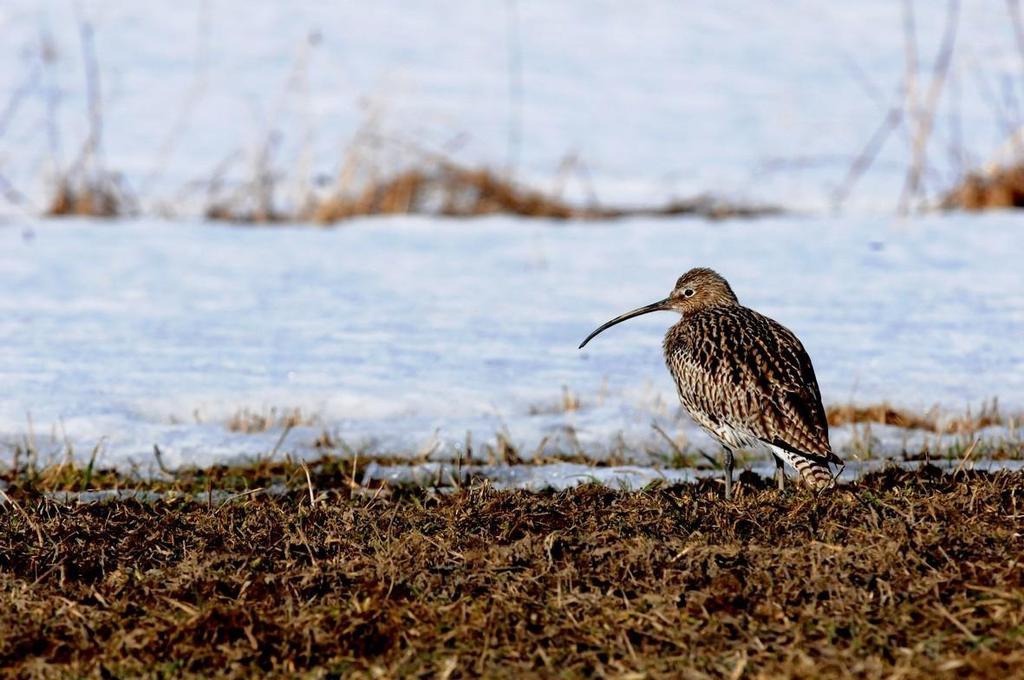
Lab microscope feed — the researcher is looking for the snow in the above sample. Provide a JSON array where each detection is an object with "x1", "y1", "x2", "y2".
[
  {"x1": 360, "y1": 458, "x2": 1024, "y2": 493},
  {"x1": 0, "y1": 215, "x2": 1021, "y2": 474},
  {"x1": 0, "y1": 2, "x2": 1022, "y2": 482}
]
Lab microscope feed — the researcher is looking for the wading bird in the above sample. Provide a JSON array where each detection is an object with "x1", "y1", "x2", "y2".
[{"x1": 579, "y1": 268, "x2": 841, "y2": 499}]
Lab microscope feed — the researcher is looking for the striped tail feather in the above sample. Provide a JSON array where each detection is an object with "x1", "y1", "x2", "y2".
[
  {"x1": 769, "y1": 444, "x2": 838, "y2": 490},
  {"x1": 793, "y1": 457, "x2": 836, "y2": 490}
]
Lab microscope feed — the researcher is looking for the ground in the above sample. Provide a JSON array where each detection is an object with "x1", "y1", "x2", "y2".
[{"x1": 1, "y1": 466, "x2": 1022, "y2": 678}]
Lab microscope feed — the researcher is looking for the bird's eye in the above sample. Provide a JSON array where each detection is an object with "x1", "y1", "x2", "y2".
[{"x1": 683, "y1": 288, "x2": 695, "y2": 298}]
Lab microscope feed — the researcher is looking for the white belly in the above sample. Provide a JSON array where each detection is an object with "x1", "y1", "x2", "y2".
[
  {"x1": 704, "y1": 420, "x2": 828, "y2": 482},
  {"x1": 703, "y1": 421, "x2": 803, "y2": 471}
]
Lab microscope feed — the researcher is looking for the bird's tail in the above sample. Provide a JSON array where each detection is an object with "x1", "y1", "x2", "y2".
[
  {"x1": 768, "y1": 444, "x2": 840, "y2": 491},
  {"x1": 793, "y1": 457, "x2": 837, "y2": 490}
]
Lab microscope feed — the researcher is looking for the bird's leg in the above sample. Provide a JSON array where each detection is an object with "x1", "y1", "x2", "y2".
[
  {"x1": 722, "y1": 447, "x2": 735, "y2": 500},
  {"x1": 773, "y1": 454, "x2": 786, "y2": 491}
]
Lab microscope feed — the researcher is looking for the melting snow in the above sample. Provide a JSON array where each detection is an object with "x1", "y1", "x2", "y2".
[
  {"x1": 0, "y1": 215, "x2": 1021, "y2": 473},
  {"x1": 0, "y1": 1, "x2": 1022, "y2": 481}
]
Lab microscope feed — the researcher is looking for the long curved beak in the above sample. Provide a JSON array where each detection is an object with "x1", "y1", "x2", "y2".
[{"x1": 578, "y1": 298, "x2": 672, "y2": 349}]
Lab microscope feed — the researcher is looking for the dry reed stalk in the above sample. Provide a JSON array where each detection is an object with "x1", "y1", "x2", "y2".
[{"x1": 898, "y1": 0, "x2": 960, "y2": 215}]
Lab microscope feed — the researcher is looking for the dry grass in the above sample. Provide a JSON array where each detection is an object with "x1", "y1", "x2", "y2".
[
  {"x1": 0, "y1": 452, "x2": 371, "y2": 498},
  {"x1": 828, "y1": 404, "x2": 938, "y2": 431},
  {"x1": 309, "y1": 165, "x2": 579, "y2": 222},
  {"x1": 224, "y1": 407, "x2": 316, "y2": 434},
  {"x1": 204, "y1": 157, "x2": 781, "y2": 226},
  {"x1": 941, "y1": 164, "x2": 1024, "y2": 211},
  {"x1": 1, "y1": 22, "x2": 780, "y2": 226},
  {"x1": 827, "y1": 400, "x2": 1007, "y2": 435},
  {"x1": 0, "y1": 466, "x2": 1022, "y2": 678},
  {"x1": 527, "y1": 386, "x2": 582, "y2": 416},
  {"x1": 45, "y1": 176, "x2": 127, "y2": 218}
]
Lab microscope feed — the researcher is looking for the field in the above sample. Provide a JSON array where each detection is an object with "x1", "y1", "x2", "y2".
[
  {"x1": 2, "y1": 465, "x2": 1022, "y2": 678},
  {"x1": 3, "y1": 2, "x2": 1024, "y2": 677}
]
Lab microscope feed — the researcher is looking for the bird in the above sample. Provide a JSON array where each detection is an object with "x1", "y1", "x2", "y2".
[{"x1": 579, "y1": 267, "x2": 841, "y2": 499}]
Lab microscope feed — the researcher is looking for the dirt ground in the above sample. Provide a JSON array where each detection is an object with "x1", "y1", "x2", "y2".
[{"x1": 1, "y1": 466, "x2": 1022, "y2": 678}]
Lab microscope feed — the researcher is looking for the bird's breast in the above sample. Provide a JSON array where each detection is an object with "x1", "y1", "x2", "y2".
[
  {"x1": 663, "y1": 340, "x2": 705, "y2": 408},
  {"x1": 662, "y1": 315, "x2": 733, "y2": 421}
]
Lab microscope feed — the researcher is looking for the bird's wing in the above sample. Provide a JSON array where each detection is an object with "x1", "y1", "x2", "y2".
[{"x1": 677, "y1": 308, "x2": 840, "y2": 465}]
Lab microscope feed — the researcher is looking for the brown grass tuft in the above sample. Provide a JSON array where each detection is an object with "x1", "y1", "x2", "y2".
[
  {"x1": 307, "y1": 160, "x2": 781, "y2": 224},
  {"x1": 224, "y1": 407, "x2": 316, "y2": 434},
  {"x1": 942, "y1": 164, "x2": 1024, "y2": 211},
  {"x1": 45, "y1": 175, "x2": 128, "y2": 218},
  {"x1": 827, "y1": 400, "x2": 1006, "y2": 435},
  {"x1": 827, "y1": 403, "x2": 937, "y2": 431}
]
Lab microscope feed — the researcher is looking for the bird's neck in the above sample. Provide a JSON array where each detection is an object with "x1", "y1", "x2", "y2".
[{"x1": 682, "y1": 302, "x2": 735, "y2": 320}]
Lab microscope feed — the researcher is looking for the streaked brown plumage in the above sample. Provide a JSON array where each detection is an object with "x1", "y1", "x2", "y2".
[{"x1": 579, "y1": 268, "x2": 841, "y2": 498}]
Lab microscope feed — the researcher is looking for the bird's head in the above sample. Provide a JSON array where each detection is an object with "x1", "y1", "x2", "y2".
[{"x1": 578, "y1": 268, "x2": 738, "y2": 349}]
